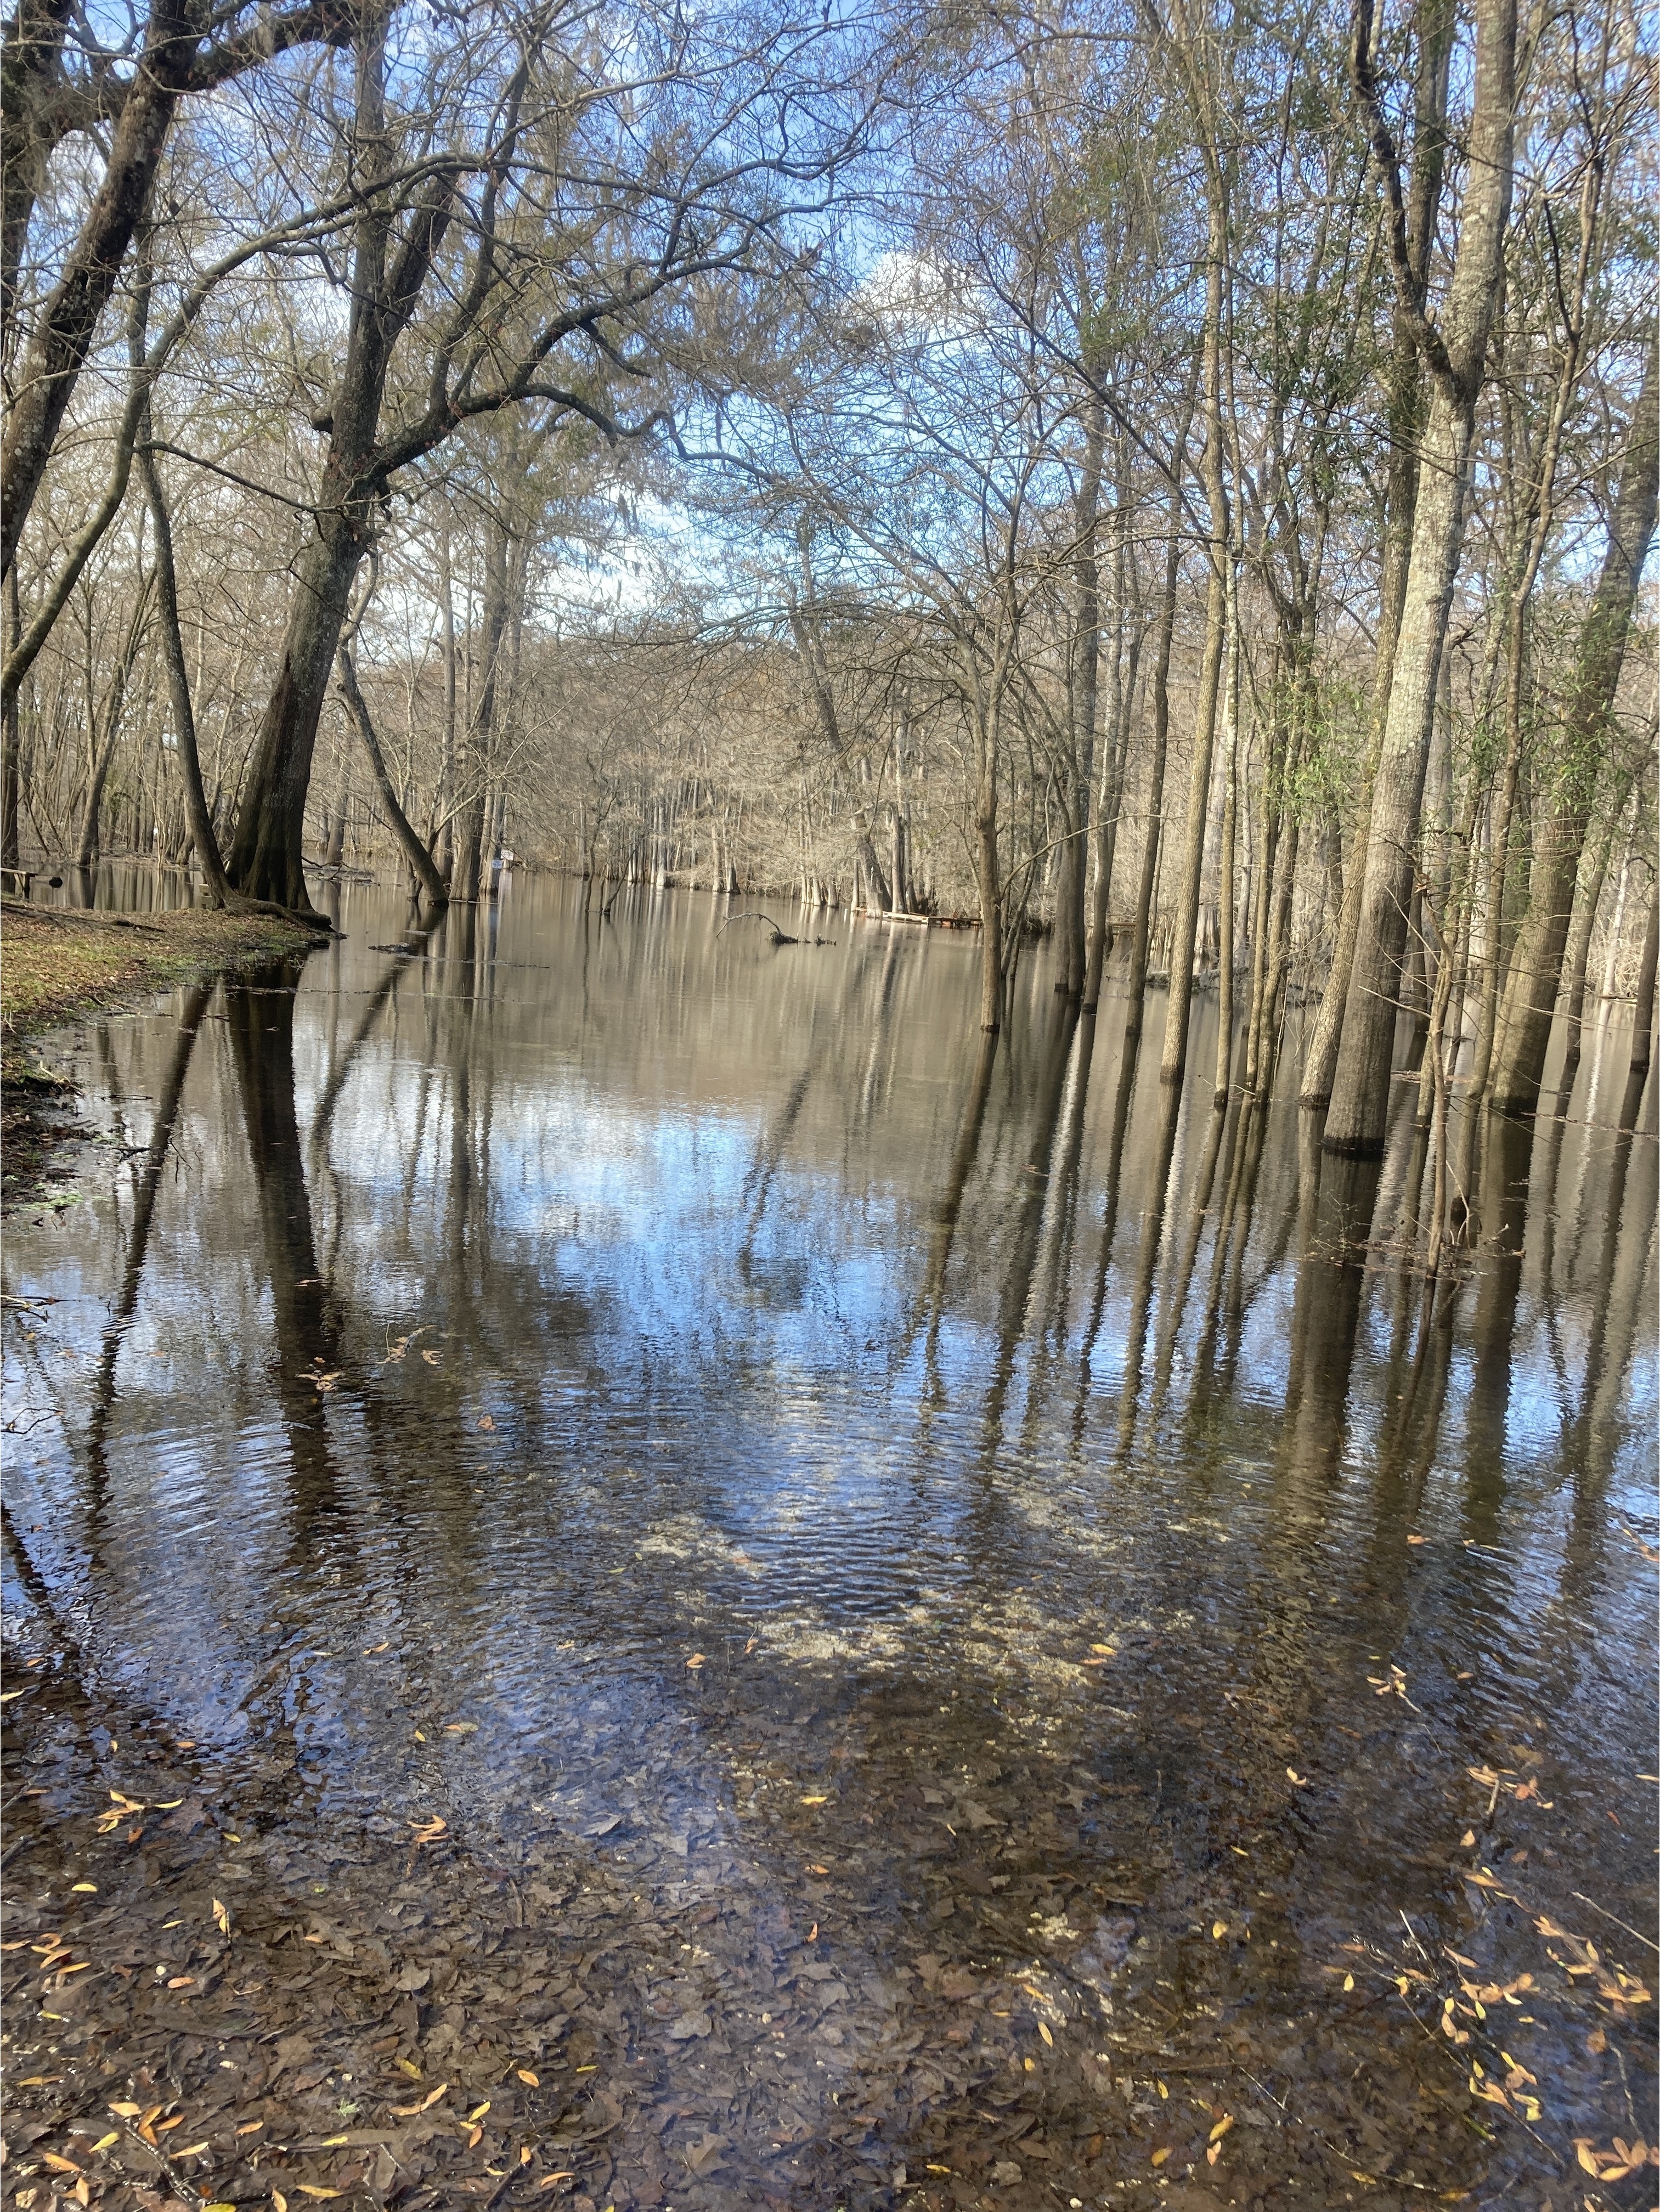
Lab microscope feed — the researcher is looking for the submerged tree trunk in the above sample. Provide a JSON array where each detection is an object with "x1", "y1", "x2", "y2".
[
  {"x1": 1058, "y1": 386, "x2": 1106, "y2": 998},
  {"x1": 1160, "y1": 217, "x2": 1228, "y2": 1090},
  {"x1": 1488, "y1": 341, "x2": 1659, "y2": 1115},
  {"x1": 1300, "y1": 0, "x2": 1452, "y2": 1108},
  {"x1": 1324, "y1": 0, "x2": 1516, "y2": 1154},
  {"x1": 1124, "y1": 415, "x2": 1194, "y2": 1038}
]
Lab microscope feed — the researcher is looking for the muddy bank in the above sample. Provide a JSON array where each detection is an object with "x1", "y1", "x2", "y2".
[{"x1": 0, "y1": 901, "x2": 315, "y2": 1202}]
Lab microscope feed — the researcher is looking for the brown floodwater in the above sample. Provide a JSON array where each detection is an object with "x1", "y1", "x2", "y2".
[{"x1": 3, "y1": 872, "x2": 1656, "y2": 2212}]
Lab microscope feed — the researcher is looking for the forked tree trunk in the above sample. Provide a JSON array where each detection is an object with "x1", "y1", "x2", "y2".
[{"x1": 1324, "y1": 0, "x2": 1516, "y2": 1154}]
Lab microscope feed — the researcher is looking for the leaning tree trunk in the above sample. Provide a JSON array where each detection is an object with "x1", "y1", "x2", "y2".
[
  {"x1": 0, "y1": 0, "x2": 199, "y2": 582},
  {"x1": 1488, "y1": 339, "x2": 1659, "y2": 1115},
  {"x1": 337, "y1": 641, "x2": 448, "y2": 906},
  {"x1": 1324, "y1": 0, "x2": 1516, "y2": 1154}
]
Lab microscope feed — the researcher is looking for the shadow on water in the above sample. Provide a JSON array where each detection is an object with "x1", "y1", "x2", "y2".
[{"x1": 2, "y1": 873, "x2": 1655, "y2": 2211}]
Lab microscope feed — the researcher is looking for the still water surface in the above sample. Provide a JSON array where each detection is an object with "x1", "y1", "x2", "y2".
[{"x1": 3, "y1": 874, "x2": 1656, "y2": 2208}]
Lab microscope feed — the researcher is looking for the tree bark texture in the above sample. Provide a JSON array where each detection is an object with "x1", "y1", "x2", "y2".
[{"x1": 1323, "y1": 0, "x2": 1516, "y2": 1153}]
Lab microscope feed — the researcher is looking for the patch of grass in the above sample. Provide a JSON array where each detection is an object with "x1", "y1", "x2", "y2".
[{"x1": 1, "y1": 898, "x2": 315, "y2": 1065}]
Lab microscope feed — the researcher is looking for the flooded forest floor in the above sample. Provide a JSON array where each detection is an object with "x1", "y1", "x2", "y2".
[{"x1": 2, "y1": 882, "x2": 1656, "y2": 2212}]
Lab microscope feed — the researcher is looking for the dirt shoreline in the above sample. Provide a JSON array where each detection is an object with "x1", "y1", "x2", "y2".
[{"x1": 0, "y1": 900, "x2": 317, "y2": 1202}]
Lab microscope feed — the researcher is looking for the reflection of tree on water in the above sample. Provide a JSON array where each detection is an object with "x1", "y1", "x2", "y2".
[
  {"x1": 83, "y1": 985, "x2": 211, "y2": 1540},
  {"x1": 225, "y1": 967, "x2": 350, "y2": 1562}
]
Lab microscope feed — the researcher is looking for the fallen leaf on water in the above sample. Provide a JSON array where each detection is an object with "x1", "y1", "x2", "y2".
[
  {"x1": 520, "y1": 2146, "x2": 533, "y2": 2165},
  {"x1": 467, "y1": 2125, "x2": 484, "y2": 2148},
  {"x1": 296, "y1": 2191, "x2": 344, "y2": 2201},
  {"x1": 363, "y1": 1642, "x2": 389, "y2": 1655},
  {"x1": 1038, "y1": 2021, "x2": 1053, "y2": 2047},
  {"x1": 42, "y1": 2154, "x2": 83, "y2": 2174},
  {"x1": 70, "y1": 1883, "x2": 97, "y2": 1893},
  {"x1": 444, "y1": 1723, "x2": 478, "y2": 1735},
  {"x1": 273, "y1": 2193, "x2": 289, "y2": 2212},
  {"x1": 806, "y1": 1864, "x2": 829, "y2": 1875},
  {"x1": 1210, "y1": 2114, "x2": 1235, "y2": 2143},
  {"x1": 516, "y1": 2069, "x2": 539, "y2": 2087},
  {"x1": 1343, "y1": 1973, "x2": 1354, "y2": 1990},
  {"x1": 409, "y1": 1816, "x2": 447, "y2": 1844},
  {"x1": 537, "y1": 2174, "x2": 575, "y2": 2191},
  {"x1": 800, "y1": 1795, "x2": 827, "y2": 1805},
  {"x1": 421, "y1": 1350, "x2": 442, "y2": 1365},
  {"x1": 89, "y1": 2134, "x2": 118, "y2": 2154},
  {"x1": 237, "y1": 2121, "x2": 265, "y2": 2135},
  {"x1": 1587, "y1": 2027, "x2": 1607, "y2": 2055},
  {"x1": 686, "y1": 1654, "x2": 705, "y2": 1669},
  {"x1": 1407, "y1": 1533, "x2": 1426, "y2": 1545},
  {"x1": 212, "y1": 1898, "x2": 231, "y2": 1935},
  {"x1": 808, "y1": 1923, "x2": 818, "y2": 1941},
  {"x1": 0, "y1": 1689, "x2": 26, "y2": 1701},
  {"x1": 1212, "y1": 1921, "x2": 1228, "y2": 1940},
  {"x1": 174, "y1": 2141, "x2": 210, "y2": 2158},
  {"x1": 477, "y1": 1414, "x2": 496, "y2": 1430},
  {"x1": 468, "y1": 2102, "x2": 491, "y2": 2123},
  {"x1": 1150, "y1": 2147, "x2": 1171, "y2": 2166},
  {"x1": 108, "y1": 2101, "x2": 141, "y2": 2115},
  {"x1": 1286, "y1": 1769, "x2": 1307, "y2": 1786}
]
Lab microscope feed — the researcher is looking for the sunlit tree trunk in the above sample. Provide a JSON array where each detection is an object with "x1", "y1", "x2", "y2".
[{"x1": 1324, "y1": 0, "x2": 1516, "y2": 1154}]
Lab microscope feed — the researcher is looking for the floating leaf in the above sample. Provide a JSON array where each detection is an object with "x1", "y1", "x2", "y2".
[
  {"x1": 1037, "y1": 2021, "x2": 1053, "y2": 2047},
  {"x1": 70, "y1": 1882, "x2": 97, "y2": 1893},
  {"x1": 212, "y1": 1898, "x2": 231, "y2": 1936},
  {"x1": 516, "y1": 2070, "x2": 539, "y2": 2087}
]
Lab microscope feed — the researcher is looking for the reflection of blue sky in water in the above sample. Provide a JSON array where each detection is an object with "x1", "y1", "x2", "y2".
[{"x1": 2, "y1": 878, "x2": 1655, "y2": 1961}]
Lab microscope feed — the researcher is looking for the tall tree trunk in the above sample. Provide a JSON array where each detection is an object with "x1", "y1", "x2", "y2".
[
  {"x1": 75, "y1": 575, "x2": 150, "y2": 868},
  {"x1": 1124, "y1": 422, "x2": 1193, "y2": 1038},
  {"x1": 1629, "y1": 884, "x2": 1658, "y2": 1081},
  {"x1": 223, "y1": 3, "x2": 451, "y2": 916},
  {"x1": 1058, "y1": 386, "x2": 1106, "y2": 998},
  {"x1": 452, "y1": 512, "x2": 510, "y2": 904},
  {"x1": 1160, "y1": 204, "x2": 1229, "y2": 1091},
  {"x1": 1084, "y1": 427, "x2": 1132, "y2": 1012},
  {"x1": 1, "y1": 564, "x2": 20, "y2": 868},
  {"x1": 131, "y1": 220, "x2": 228, "y2": 904},
  {"x1": 1301, "y1": 0, "x2": 1452, "y2": 1107},
  {"x1": 1489, "y1": 340, "x2": 1659, "y2": 1114},
  {"x1": 974, "y1": 718, "x2": 1002, "y2": 1032},
  {"x1": 1324, "y1": 0, "x2": 1516, "y2": 1154}
]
